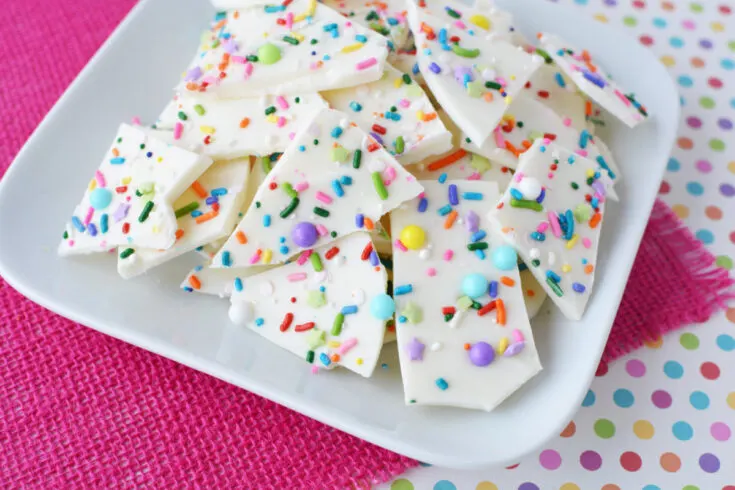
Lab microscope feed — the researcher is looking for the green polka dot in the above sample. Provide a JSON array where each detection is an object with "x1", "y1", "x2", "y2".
[
  {"x1": 689, "y1": 2, "x2": 703, "y2": 13},
  {"x1": 680, "y1": 332, "x2": 700, "y2": 350},
  {"x1": 716, "y1": 255, "x2": 733, "y2": 269},
  {"x1": 391, "y1": 479, "x2": 415, "y2": 490},
  {"x1": 682, "y1": 486, "x2": 700, "y2": 490},
  {"x1": 699, "y1": 96, "x2": 715, "y2": 109},
  {"x1": 710, "y1": 139, "x2": 725, "y2": 151},
  {"x1": 730, "y1": 40, "x2": 735, "y2": 52},
  {"x1": 594, "y1": 418, "x2": 616, "y2": 438},
  {"x1": 258, "y1": 43, "x2": 282, "y2": 65},
  {"x1": 623, "y1": 16, "x2": 637, "y2": 27}
]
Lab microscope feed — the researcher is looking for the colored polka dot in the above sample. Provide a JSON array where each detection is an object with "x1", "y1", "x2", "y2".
[
  {"x1": 660, "y1": 55, "x2": 675, "y2": 66},
  {"x1": 712, "y1": 21, "x2": 725, "y2": 31},
  {"x1": 670, "y1": 36, "x2": 684, "y2": 48},
  {"x1": 594, "y1": 13, "x2": 608, "y2": 22},
  {"x1": 728, "y1": 308, "x2": 735, "y2": 324},
  {"x1": 664, "y1": 360, "x2": 684, "y2": 379},
  {"x1": 644, "y1": 336, "x2": 664, "y2": 349},
  {"x1": 613, "y1": 389, "x2": 634, "y2": 408},
  {"x1": 719, "y1": 118, "x2": 733, "y2": 130},
  {"x1": 690, "y1": 2, "x2": 704, "y2": 12},
  {"x1": 633, "y1": 420, "x2": 655, "y2": 439},
  {"x1": 560, "y1": 421, "x2": 576, "y2": 437},
  {"x1": 730, "y1": 232, "x2": 735, "y2": 244},
  {"x1": 601, "y1": 485, "x2": 620, "y2": 490},
  {"x1": 729, "y1": 161, "x2": 735, "y2": 174},
  {"x1": 695, "y1": 159, "x2": 712, "y2": 173},
  {"x1": 691, "y1": 56, "x2": 705, "y2": 68},
  {"x1": 625, "y1": 359, "x2": 646, "y2": 377},
  {"x1": 710, "y1": 138, "x2": 726, "y2": 151},
  {"x1": 559, "y1": 484, "x2": 580, "y2": 490},
  {"x1": 723, "y1": 58, "x2": 735, "y2": 70},
  {"x1": 392, "y1": 479, "x2": 415, "y2": 490},
  {"x1": 652, "y1": 390, "x2": 672, "y2": 408},
  {"x1": 699, "y1": 96, "x2": 715, "y2": 108},
  {"x1": 643, "y1": 486, "x2": 661, "y2": 490},
  {"x1": 710, "y1": 422, "x2": 731, "y2": 441},
  {"x1": 721, "y1": 183, "x2": 735, "y2": 197},
  {"x1": 639, "y1": 35, "x2": 654, "y2": 46},
  {"x1": 620, "y1": 451, "x2": 642, "y2": 472},
  {"x1": 687, "y1": 116, "x2": 702, "y2": 129},
  {"x1": 667, "y1": 157, "x2": 681, "y2": 171},
  {"x1": 433, "y1": 480, "x2": 457, "y2": 490},
  {"x1": 683, "y1": 19, "x2": 696, "y2": 29},
  {"x1": 659, "y1": 180, "x2": 670, "y2": 194},
  {"x1": 717, "y1": 334, "x2": 735, "y2": 351},
  {"x1": 690, "y1": 390, "x2": 710, "y2": 409},
  {"x1": 705, "y1": 205, "x2": 722, "y2": 219},
  {"x1": 721, "y1": 4, "x2": 732, "y2": 14},
  {"x1": 580, "y1": 450, "x2": 602, "y2": 471},
  {"x1": 539, "y1": 449, "x2": 562, "y2": 470},
  {"x1": 699, "y1": 453, "x2": 720, "y2": 473},
  {"x1": 728, "y1": 392, "x2": 735, "y2": 409},
  {"x1": 518, "y1": 483, "x2": 539, "y2": 490},
  {"x1": 594, "y1": 419, "x2": 616, "y2": 439},
  {"x1": 695, "y1": 229, "x2": 714, "y2": 244},
  {"x1": 700, "y1": 361, "x2": 720, "y2": 380},
  {"x1": 673, "y1": 421, "x2": 694, "y2": 440},
  {"x1": 686, "y1": 182, "x2": 704, "y2": 196},
  {"x1": 680, "y1": 332, "x2": 700, "y2": 349},
  {"x1": 653, "y1": 17, "x2": 667, "y2": 27},
  {"x1": 672, "y1": 204, "x2": 689, "y2": 218},
  {"x1": 700, "y1": 39, "x2": 714, "y2": 50},
  {"x1": 623, "y1": 15, "x2": 637, "y2": 26},
  {"x1": 717, "y1": 255, "x2": 733, "y2": 269},
  {"x1": 582, "y1": 389, "x2": 595, "y2": 407},
  {"x1": 476, "y1": 483, "x2": 498, "y2": 490},
  {"x1": 677, "y1": 137, "x2": 693, "y2": 149},
  {"x1": 662, "y1": 1, "x2": 675, "y2": 11},
  {"x1": 660, "y1": 452, "x2": 681, "y2": 472}
]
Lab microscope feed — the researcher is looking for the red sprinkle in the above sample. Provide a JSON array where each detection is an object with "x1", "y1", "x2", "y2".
[
  {"x1": 280, "y1": 313, "x2": 294, "y2": 332},
  {"x1": 367, "y1": 141, "x2": 380, "y2": 152},
  {"x1": 115, "y1": 186, "x2": 127, "y2": 194},
  {"x1": 361, "y1": 243, "x2": 374, "y2": 261},
  {"x1": 122, "y1": 223, "x2": 130, "y2": 234},
  {"x1": 537, "y1": 90, "x2": 550, "y2": 99},
  {"x1": 269, "y1": 182, "x2": 278, "y2": 190},
  {"x1": 371, "y1": 124, "x2": 387, "y2": 135},
  {"x1": 325, "y1": 247, "x2": 340, "y2": 259},
  {"x1": 478, "y1": 300, "x2": 497, "y2": 317},
  {"x1": 295, "y1": 322, "x2": 315, "y2": 332},
  {"x1": 442, "y1": 306, "x2": 456, "y2": 315}
]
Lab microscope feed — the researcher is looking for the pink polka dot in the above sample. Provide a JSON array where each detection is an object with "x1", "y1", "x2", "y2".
[
  {"x1": 539, "y1": 449, "x2": 562, "y2": 470},
  {"x1": 682, "y1": 19, "x2": 696, "y2": 29},
  {"x1": 687, "y1": 116, "x2": 703, "y2": 128},
  {"x1": 696, "y1": 159, "x2": 713, "y2": 172},
  {"x1": 652, "y1": 390, "x2": 672, "y2": 408},
  {"x1": 710, "y1": 422, "x2": 731, "y2": 441},
  {"x1": 659, "y1": 181, "x2": 671, "y2": 194},
  {"x1": 730, "y1": 231, "x2": 735, "y2": 244},
  {"x1": 721, "y1": 4, "x2": 732, "y2": 15},
  {"x1": 701, "y1": 361, "x2": 721, "y2": 380},
  {"x1": 709, "y1": 77, "x2": 724, "y2": 89},
  {"x1": 625, "y1": 359, "x2": 646, "y2": 377},
  {"x1": 640, "y1": 35, "x2": 654, "y2": 46},
  {"x1": 580, "y1": 451, "x2": 602, "y2": 471},
  {"x1": 620, "y1": 451, "x2": 642, "y2": 472},
  {"x1": 633, "y1": 0, "x2": 645, "y2": 8}
]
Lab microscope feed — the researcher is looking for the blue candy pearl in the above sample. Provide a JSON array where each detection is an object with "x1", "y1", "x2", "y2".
[
  {"x1": 89, "y1": 188, "x2": 113, "y2": 210},
  {"x1": 461, "y1": 273, "x2": 488, "y2": 299},
  {"x1": 492, "y1": 245, "x2": 518, "y2": 271},
  {"x1": 370, "y1": 293, "x2": 395, "y2": 320}
]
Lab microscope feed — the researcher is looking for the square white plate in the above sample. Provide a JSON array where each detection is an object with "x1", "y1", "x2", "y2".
[{"x1": 0, "y1": 0, "x2": 678, "y2": 469}]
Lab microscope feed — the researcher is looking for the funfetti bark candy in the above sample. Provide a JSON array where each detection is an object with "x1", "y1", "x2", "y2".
[
  {"x1": 539, "y1": 33, "x2": 648, "y2": 128},
  {"x1": 59, "y1": 124, "x2": 213, "y2": 256},
  {"x1": 178, "y1": 0, "x2": 389, "y2": 99},
  {"x1": 407, "y1": 149, "x2": 514, "y2": 191},
  {"x1": 117, "y1": 158, "x2": 251, "y2": 279},
  {"x1": 523, "y1": 63, "x2": 590, "y2": 133},
  {"x1": 487, "y1": 140, "x2": 612, "y2": 321},
  {"x1": 390, "y1": 180, "x2": 541, "y2": 411},
  {"x1": 228, "y1": 232, "x2": 391, "y2": 377},
  {"x1": 406, "y1": 0, "x2": 543, "y2": 145},
  {"x1": 152, "y1": 94, "x2": 327, "y2": 160},
  {"x1": 388, "y1": 41, "x2": 423, "y2": 84},
  {"x1": 520, "y1": 265, "x2": 546, "y2": 319},
  {"x1": 322, "y1": 63, "x2": 453, "y2": 166},
  {"x1": 210, "y1": 107, "x2": 424, "y2": 269},
  {"x1": 322, "y1": 0, "x2": 411, "y2": 50},
  {"x1": 183, "y1": 263, "x2": 276, "y2": 297}
]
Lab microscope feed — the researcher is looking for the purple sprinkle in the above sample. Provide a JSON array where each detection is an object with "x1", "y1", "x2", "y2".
[
  {"x1": 583, "y1": 70, "x2": 606, "y2": 88},
  {"x1": 407, "y1": 337, "x2": 425, "y2": 361},
  {"x1": 429, "y1": 62, "x2": 441, "y2": 74},
  {"x1": 488, "y1": 280, "x2": 498, "y2": 298},
  {"x1": 591, "y1": 180, "x2": 606, "y2": 197},
  {"x1": 184, "y1": 66, "x2": 203, "y2": 82},
  {"x1": 223, "y1": 39, "x2": 239, "y2": 54},
  {"x1": 466, "y1": 210, "x2": 479, "y2": 233},
  {"x1": 87, "y1": 223, "x2": 98, "y2": 237},
  {"x1": 112, "y1": 203, "x2": 130, "y2": 223},
  {"x1": 454, "y1": 65, "x2": 473, "y2": 84},
  {"x1": 536, "y1": 188, "x2": 546, "y2": 203},
  {"x1": 355, "y1": 213, "x2": 364, "y2": 228},
  {"x1": 370, "y1": 132, "x2": 384, "y2": 145},
  {"x1": 572, "y1": 282, "x2": 586, "y2": 293},
  {"x1": 448, "y1": 184, "x2": 459, "y2": 205},
  {"x1": 469, "y1": 342, "x2": 495, "y2": 367},
  {"x1": 504, "y1": 341, "x2": 525, "y2": 357},
  {"x1": 205, "y1": 196, "x2": 219, "y2": 205},
  {"x1": 291, "y1": 222, "x2": 319, "y2": 248},
  {"x1": 369, "y1": 250, "x2": 379, "y2": 266},
  {"x1": 418, "y1": 197, "x2": 428, "y2": 213}
]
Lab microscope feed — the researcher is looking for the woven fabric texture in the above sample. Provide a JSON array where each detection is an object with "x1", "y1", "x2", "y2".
[{"x1": 0, "y1": 0, "x2": 732, "y2": 488}]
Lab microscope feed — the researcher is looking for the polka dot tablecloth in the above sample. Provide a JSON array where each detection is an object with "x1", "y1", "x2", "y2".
[{"x1": 381, "y1": 0, "x2": 734, "y2": 489}]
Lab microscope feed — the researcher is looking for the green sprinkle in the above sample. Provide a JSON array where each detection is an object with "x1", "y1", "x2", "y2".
[
  {"x1": 120, "y1": 248, "x2": 135, "y2": 259},
  {"x1": 280, "y1": 197, "x2": 300, "y2": 218},
  {"x1": 330, "y1": 231, "x2": 337, "y2": 238},
  {"x1": 310, "y1": 38, "x2": 318, "y2": 45},
  {"x1": 331, "y1": 313, "x2": 345, "y2": 336},
  {"x1": 531, "y1": 259, "x2": 541, "y2": 267},
  {"x1": 510, "y1": 198, "x2": 543, "y2": 212},
  {"x1": 282, "y1": 182, "x2": 298, "y2": 199},
  {"x1": 484, "y1": 81, "x2": 502, "y2": 90},
  {"x1": 365, "y1": 10, "x2": 379, "y2": 21},
  {"x1": 193, "y1": 104, "x2": 205, "y2": 116},
  {"x1": 63, "y1": 230, "x2": 68, "y2": 239},
  {"x1": 534, "y1": 47, "x2": 554, "y2": 64},
  {"x1": 546, "y1": 277, "x2": 564, "y2": 297},
  {"x1": 138, "y1": 201, "x2": 154, "y2": 222},
  {"x1": 369, "y1": 22, "x2": 390, "y2": 35},
  {"x1": 470, "y1": 301, "x2": 482, "y2": 310},
  {"x1": 295, "y1": 97, "x2": 300, "y2": 103},
  {"x1": 402, "y1": 73, "x2": 412, "y2": 85},
  {"x1": 467, "y1": 242, "x2": 488, "y2": 251},
  {"x1": 372, "y1": 172, "x2": 388, "y2": 200},
  {"x1": 261, "y1": 156, "x2": 272, "y2": 174},
  {"x1": 446, "y1": 7, "x2": 460, "y2": 18},
  {"x1": 177, "y1": 111, "x2": 188, "y2": 121},
  {"x1": 265, "y1": 106, "x2": 276, "y2": 116},
  {"x1": 395, "y1": 136, "x2": 405, "y2": 154},
  {"x1": 352, "y1": 149, "x2": 362, "y2": 169},
  {"x1": 246, "y1": 54, "x2": 259, "y2": 62},
  {"x1": 175, "y1": 201, "x2": 199, "y2": 218},
  {"x1": 283, "y1": 35, "x2": 300, "y2": 45},
  {"x1": 310, "y1": 252, "x2": 324, "y2": 272},
  {"x1": 444, "y1": 313, "x2": 454, "y2": 322},
  {"x1": 571, "y1": 182, "x2": 579, "y2": 190},
  {"x1": 306, "y1": 350, "x2": 315, "y2": 363},
  {"x1": 313, "y1": 207, "x2": 330, "y2": 218},
  {"x1": 452, "y1": 45, "x2": 480, "y2": 58},
  {"x1": 586, "y1": 177, "x2": 595, "y2": 185}
]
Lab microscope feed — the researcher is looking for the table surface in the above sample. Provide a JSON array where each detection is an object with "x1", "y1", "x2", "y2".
[{"x1": 380, "y1": 0, "x2": 735, "y2": 489}]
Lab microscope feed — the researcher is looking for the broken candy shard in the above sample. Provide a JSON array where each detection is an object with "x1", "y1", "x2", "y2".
[
  {"x1": 322, "y1": 0, "x2": 412, "y2": 50},
  {"x1": 59, "y1": 124, "x2": 213, "y2": 256},
  {"x1": 487, "y1": 140, "x2": 611, "y2": 321},
  {"x1": 211, "y1": 107, "x2": 424, "y2": 269},
  {"x1": 229, "y1": 232, "x2": 389, "y2": 377},
  {"x1": 390, "y1": 180, "x2": 541, "y2": 411}
]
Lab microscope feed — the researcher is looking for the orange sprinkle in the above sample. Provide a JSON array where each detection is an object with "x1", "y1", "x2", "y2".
[
  {"x1": 500, "y1": 276, "x2": 515, "y2": 287},
  {"x1": 496, "y1": 299, "x2": 506, "y2": 326},
  {"x1": 195, "y1": 211, "x2": 219, "y2": 224},
  {"x1": 463, "y1": 343, "x2": 471, "y2": 350},
  {"x1": 213, "y1": 19, "x2": 227, "y2": 30},
  {"x1": 521, "y1": 140, "x2": 532, "y2": 150},
  {"x1": 235, "y1": 231, "x2": 247, "y2": 244},
  {"x1": 233, "y1": 10, "x2": 239, "y2": 19},
  {"x1": 364, "y1": 217, "x2": 375, "y2": 231},
  {"x1": 185, "y1": 82, "x2": 199, "y2": 91},
  {"x1": 112, "y1": 148, "x2": 120, "y2": 157},
  {"x1": 422, "y1": 112, "x2": 438, "y2": 122},
  {"x1": 191, "y1": 181, "x2": 207, "y2": 198},
  {"x1": 526, "y1": 289, "x2": 536, "y2": 297},
  {"x1": 589, "y1": 212, "x2": 602, "y2": 228},
  {"x1": 504, "y1": 141, "x2": 520, "y2": 157},
  {"x1": 584, "y1": 264, "x2": 594, "y2": 275},
  {"x1": 175, "y1": 229, "x2": 184, "y2": 240},
  {"x1": 188, "y1": 275, "x2": 201, "y2": 290},
  {"x1": 427, "y1": 149, "x2": 467, "y2": 171},
  {"x1": 444, "y1": 210, "x2": 458, "y2": 229},
  {"x1": 239, "y1": 117, "x2": 250, "y2": 129},
  {"x1": 331, "y1": 354, "x2": 340, "y2": 362},
  {"x1": 585, "y1": 100, "x2": 593, "y2": 117},
  {"x1": 483, "y1": 92, "x2": 494, "y2": 103},
  {"x1": 501, "y1": 226, "x2": 513, "y2": 233}
]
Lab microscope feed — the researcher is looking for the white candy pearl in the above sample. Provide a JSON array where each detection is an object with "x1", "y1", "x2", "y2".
[
  {"x1": 228, "y1": 302, "x2": 253, "y2": 326},
  {"x1": 519, "y1": 177, "x2": 542, "y2": 200}
]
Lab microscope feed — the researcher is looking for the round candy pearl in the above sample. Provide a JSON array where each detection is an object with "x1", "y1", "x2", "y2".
[
  {"x1": 228, "y1": 301, "x2": 253, "y2": 326},
  {"x1": 291, "y1": 222, "x2": 318, "y2": 248},
  {"x1": 399, "y1": 225, "x2": 426, "y2": 250},
  {"x1": 370, "y1": 293, "x2": 395, "y2": 320},
  {"x1": 461, "y1": 273, "x2": 488, "y2": 299},
  {"x1": 469, "y1": 342, "x2": 495, "y2": 366},
  {"x1": 518, "y1": 177, "x2": 542, "y2": 200},
  {"x1": 258, "y1": 43, "x2": 281, "y2": 65},
  {"x1": 89, "y1": 188, "x2": 113, "y2": 210},
  {"x1": 492, "y1": 245, "x2": 518, "y2": 271}
]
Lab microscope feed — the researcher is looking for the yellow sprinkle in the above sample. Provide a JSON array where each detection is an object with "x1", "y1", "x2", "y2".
[
  {"x1": 497, "y1": 337, "x2": 509, "y2": 355},
  {"x1": 566, "y1": 234, "x2": 579, "y2": 249},
  {"x1": 341, "y1": 43, "x2": 364, "y2": 54},
  {"x1": 356, "y1": 358, "x2": 364, "y2": 365},
  {"x1": 510, "y1": 75, "x2": 516, "y2": 81},
  {"x1": 200, "y1": 126, "x2": 216, "y2": 134},
  {"x1": 290, "y1": 32, "x2": 305, "y2": 42},
  {"x1": 122, "y1": 176, "x2": 132, "y2": 185},
  {"x1": 327, "y1": 341, "x2": 341, "y2": 348},
  {"x1": 562, "y1": 264, "x2": 572, "y2": 273},
  {"x1": 88, "y1": 179, "x2": 97, "y2": 191},
  {"x1": 266, "y1": 115, "x2": 278, "y2": 123},
  {"x1": 263, "y1": 248, "x2": 273, "y2": 264},
  {"x1": 586, "y1": 169, "x2": 595, "y2": 177},
  {"x1": 469, "y1": 14, "x2": 490, "y2": 30},
  {"x1": 504, "y1": 95, "x2": 513, "y2": 105},
  {"x1": 393, "y1": 77, "x2": 403, "y2": 89},
  {"x1": 157, "y1": 157, "x2": 163, "y2": 163},
  {"x1": 416, "y1": 110, "x2": 425, "y2": 121},
  {"x1": 152, "y1": 225, "x2": 160, "y2": 234}
]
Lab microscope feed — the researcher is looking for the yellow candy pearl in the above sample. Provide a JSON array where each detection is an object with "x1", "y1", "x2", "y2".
[{"x1": 400, "y1": 225, "x2": 426, "y2": 250}]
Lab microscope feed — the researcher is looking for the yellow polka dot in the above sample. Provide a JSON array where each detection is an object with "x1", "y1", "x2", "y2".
[
  {"x1": 644, "y1": 336, "x2": 663, "y2": 349},
  {"x1": 476, "y1": 482, "x2": 498, "y2": 490},
  {"x1": 728, "y1": 161, "x2": 735, "y2": 174},
  {"x1": 727, "y1": 392, "x2": 735, "y2": 409},
  {"x1": 660, "y1": 55, "x2": 676, "y2": 67},
  {"x1": 672, "y1": 204, "x2": 689, "y2": 219},
  {"x1": 594, "y1": 13, "x2": 608, "y2": 23},
  {"x1": 560, "y1": 484, "x2": 581, "y2": 490},
  {"x1": 711, "y1": 21, "x2": 724, "y2": 32},
  {"x1": 633, "y1": 420, "x2": 655, "y2": 439}
]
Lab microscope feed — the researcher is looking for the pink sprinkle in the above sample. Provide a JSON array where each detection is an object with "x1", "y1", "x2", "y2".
[
  {"x1": 537, "y1": 222, "x2": 549, "y2": 233},
  {"x1": 174, "y1": 121, "x2": 184, "y2": 140},
  {"x1": 582, "y1": 237, "x2": 592, "y2": 249},
  {"x1": 311, "y1": 366, "x2": 319, "y2": 374},
  {"x1": 562, "y1": 117, "x2": 572, "y2": 127},
  {"x1": 297, "y1": 250, "x2": 312, "y2": 265},
  {"x1": 399, "y1": 99, "x2": 410, "y2": 108},
  {"x1": 244, "y1": 62, "x2": 253, "y2": 77},
  {"x1": 514, "y1": 171, "x2": 524, "y2": 183},
  {"x1": 131, "y1": 116, "x2": 141, "y2": 126},
  {"x1": 394, "y1": 239, "x2": 408, "y2": 252},
  {"x1": 95, "y1": 170, "x2": 106, "y2": 188},
  {"x1": 494, "y1": 127, "x2": 506, "y2": 149},
  {"x1": 289, "y1": 132, "x2": 296, "y2": 140},
  {"x1": 454, "y1": 20, "x2": 466, "y2": 29},
  {"x1": 345, "y1": 21, "x2": 352, "y2": 27},
  {"x1": 68, "y1": 240, "x2": 75, "y2": 247},
  {"x1": 315, "y1": 191, "x2": 333, "y2": 204},
  {"x1": 512, "y1": 329, "x2": 525, "y2": 343},
  {"x1": 277, "y1": 116, "x2": 286, "y2": 128},
  {"x1": 383, "y1": 166, "x2": 396, "y2": 184},
  {"x1": 83, "y1": 207, "x2": 94, "y2": 226},
  {"x1": 467, "y1": 172, "x2": 481, "y2": 181},
  {"x1": 548, "y1": 212, "x2": 562, "y2": 238},
  {"x1": 294, "y1": 182, "x2": 309, "y2": 192},
  {"x1": 231, "y1": 55, "x2": 247, "y2": 64},
  {"x1": 427, "y1": 267, "x2": 437, "y2": 277},
  {"x1": 356, "y1": 57, "x2": 378, "y2": 71},
  {"x1": 316, "y1": 224, "x2": 328, "y2": 236},
  {"x1": 286, "y1": 12, "x2": 294, "y2": 29},
  {"x1": 443, "y1": 250, "x2": 454, "y2": 261},
  {"x1": 576, "y1": 149, "x2": 589, "y2": 157},
  {"x1": 496, "y1": 77, "x2": 508, "y2": 87},
  {"x1": 249, "y1": 251, "x2": 262, "y2": 264},
  {"x1": 542, "y1": 137, "x2": 551, "y2": 145},
  {"x1": 202, "y1": 75, "x2": 218, "y2": 85},
  {"x1": 614, "y1": 89, "x2": 632, "y2": 106},
  {"x1": 338, "y1": 338, "x2": 358, "y2": 355},
  {"x1": 287, "y1": 272, "x2": 307, "y2": 282},
  {"x1": 276, "y1": 96, "x2": 289, "y2": 110},
  {"x1": 310, "y1": 62, "x2": 321, "y2": 70}
]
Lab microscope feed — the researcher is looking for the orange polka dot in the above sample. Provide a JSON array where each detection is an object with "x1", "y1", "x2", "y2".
[
  {"x1": 672, "y1": 204, "x2": 690, "y2": 219},
  {"x1": 691, "y1": 56, "x2": 705, "y2": 68},
  {"x1": 560, "y1": 421, "x2": 576, "y2": 437},
  {"x1": 601, "y1": 485, "x2": 621, "y2": 490},
  {"x1": 728, "y1": 161, "x2": 735, "y2": 175},
  {"x1": 705, "y1": 206, "x2": 723, "y2": 220},
  {"x1": 645, "y1": 336, "x2": 663, "y2": 349},
  {"x1": 660, "y1": 452, "x2": 681, "y2": 472},
  {"x1": 594, "y1": 13, "x2": 609, "y2": 22},
  {"x1": 661, "y1": 1, "x2": 675, "y2": 10},
  {"x1": 677, "y1": 137, "x2": 693, "y2": 149},
  {"x1": 726, "y1": 308, "x2": 735, "y2": 324}
]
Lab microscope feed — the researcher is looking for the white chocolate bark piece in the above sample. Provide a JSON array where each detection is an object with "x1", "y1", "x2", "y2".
[
  {"x1": 59, "y1": 124, "x2": 213, "y2": 256},
  {"x1": 212, "y1": 108, "x2": 424, "y2": 269},
  {"x1": 390, "y1": 180, "x2": 541, "y2": 411},
  {"x1": 178, "y1": 0, "x2": 389, "y2": 99},
  {"x1": 407, "y1": 0, "x2": 543, "y2": 144},
  {"x1": 523, "y1": 63, "x2": 589, "y2": 133},
  {"x1": 117, "y1": 158, "x2": 251, "y2": 278},
  {"x1": 539, "y1": 33, "x2": 648, "y2": 128},
  {"x1": 488, "y1": 140, "x2": 611, "y2": 320},
  {"x1": 152, "y1": 94, "x2": 327, "y2": 159},
  {"x1": 183, "y1": 263, "x2": 275, "y2": 297},
  {"x1": 229, "y1": 232, "x2": 390, "y2": 377},
  {"x1": 323, "y1": 0, "x2": 411, "y2": 50},
  {"x1": 322, "y1": 63, "x2": 453, "y2": 166},
  {"x1": 407, "y1": 149, "x2": 514, "y2": 191}
]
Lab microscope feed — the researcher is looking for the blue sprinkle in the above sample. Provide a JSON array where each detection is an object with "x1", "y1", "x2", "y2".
[
  {"x1": 591, "y1": 197, "x2": 600, "y2": 208},
  {"x1": 470, "y1": 230, "x2": 486, "y2": 243},
  {"x1": 536, "y1": 188, "x2": 546, "y2": 204},
  {"x1": 205, "y1": 196, "x2": 218, "y2": 206},
  {"x1": 568, "y1": 155, "x2": 576, "y2": 164},
  {"x1": 234, "y1": 277, "x2": 243, "y2": 292},
  {"x1": 298, "y1": 145, "x2": 306, "y2": 152},
  {"x1": 474, "y1": 249, "x2": 486, "y2": 260},
  {"x1": 355, "y1": 213, "x2": 364, "y2": 228},
  {"x1": 412, "y1": 63, "x2": 419, "y2": 75},
  {"x1": 435, "y1": 378, "x2": 449, "y2": 390},
  {"x1": 331, "y1": 127, "x2": 343, "y2": 138},
  {"x1": 323, "y1": 22, "x2": 337, "y2": 31},
  {"x1": 255, "y1": 318, "x2": 264, "y2": 326},
  {"x1": 488, "y1": 280, "x2": 498, "y2": 298},
  {"x1": 582, "y1": 258, "x2": 588, "y2": 265},
  {"x1": 109, "y1": 157, "x2": 125, "y2": 165},
  {"x1": 194, "y1": 265, "x2": 204, "y2": 272},
  {"x1": 320, "y1": 352, "x2": 331, "y2": 366},
  {"x1": 183, "y1": 286, "x2": 194, "y2": 292},
  {"x1": 438, "y1": 28, "x2": 447, "y2": 45},
  {"x1": 394, "y1": 284, "x2": 413, "y2": 295},
  {"x1": 572, "y1": 282, "x2": 586, "y2": 293},
  {"x1": 340, "y1": 176, "x2": 352, "y2": 185},
  {"x1": 554, "y1": 72, "x2": 566, "y2": 88},
  {"x1": 355, "y1": 34, "x2": 367, "y2": 43},
  {"x1": 100, "y1": 214, "x2": 109, "y2": 234},
  {"x1": 398, "y1": 315, "x2": 407, "y2": 323},
  {"x1": 530, "y1": 231, "x2": 546, "y2": 242},
  {"x1": 279, "y1": 245, "x2": 289, "y2": 255},
  {"x1": 564, "y1": 210, "x2": 575, "y2": 239},
  {"x1": 583, "y1": 70, "x2": 607, "y2": 88},
  {"x1": 540, "y1": 146, "x2": 546, "y2": 153},
  {"x1": 332, "y1": 179, "x2": 344, "y2": 197},
  {"x1": 341, "y1": 305, "x2": 358, "y2": 315},
  {"x1": 510, "y1": 188, "x2": 523, "y2": 200},
  {"x1": 191, "y1": 210, "x2": 202, "y2": 218},
  {"x1": 448, "y1": 184, "x2": 459, "y2": 205},
  {"x1": 211, "y1": 187, "x2": 228, "y2": 196},
  {"x1": 429, "y1": 62, "x2": 441, "y2": 74},
  {"x1": 319, "y1": 286, "x2": 326, "y2": 292},
  {"x1": 387, "y1": 17, "x2": 398, "y2": 26},
  {"x1": 579, "y1": 130, "x2": 590, "y2": 149},
  {"x1": 369, "y1": 250, "x2": 379, "y2": 266},
  {"x1": 221, "y1": 251, "x2": 232, "y2": 267},
  {"x1": 462, "y1": 192, "x2": 483, "y2": 200},
  {"x1": 546, "y1": 270, "x2": 561, "y2": 283},
  {"x1": 214, "y1": 11, "x2": 226, "y2": 21},
  {"x1": 71, "y1": 216, "x2": 85, "y2": 232},
  {"x1": 418, "y1": 197, "x2": 428, "y2": 213},
  {"x1": 279, "y1": 236, "x2": 286, "y2": 243},
  {"x1": 438, "y1": 204, "x2": 452, "y2": 216},
  {"x1": 438, "y1": 173, "x2": 448, "y2": 184},
  {"x1": 264, "y1": 5, "x2": 285, "y2": 12},
  {"x1": 87, "y1": 223, "x2": 98, "y2": 237},
  {"x1": 349, "y1": 101, "x2": 362, "y2": 112},
  {"x1": 263, "y1": 214, "x2": 272, "y2": 227}
]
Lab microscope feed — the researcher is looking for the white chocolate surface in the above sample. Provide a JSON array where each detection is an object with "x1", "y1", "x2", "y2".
[{"x1": 323, "y1": 0, "x2": 412, "y2": 49}]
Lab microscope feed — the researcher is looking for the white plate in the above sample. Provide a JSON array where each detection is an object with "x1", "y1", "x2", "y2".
[{"x1": 0, "y1": 0, "x2": 678, "y2": 469}]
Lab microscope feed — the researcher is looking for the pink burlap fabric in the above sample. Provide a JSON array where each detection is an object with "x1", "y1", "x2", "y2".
[{"x1": 1, "y1": 1, "x2": 732, "y2": 488}]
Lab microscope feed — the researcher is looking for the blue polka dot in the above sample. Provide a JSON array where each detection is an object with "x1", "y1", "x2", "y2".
[
  {"x1": 667, "y1": 157, "x2": 681, "y2": 171},
  {"x1": 643, "y1": 485, "x2": 662, "y2": 490},
  {"x1": 672, "y1": 421, "x2": 694, "y2": 440},
  {"x1": 670, "y1": 36, "x2": 685, "y2": 48},
  {"x1": 722, "y1": 58, "x2": 735, "y2": 70},
  {"x1": 653, "y1": 17, "x2": 667, "y2": 28},
  {"x1": 582, "y1": 389, "x2": 596, "y2": 407},
  {"x1": 716, "y1": 334, "x2": 735, "y2": 351},
  {"x1": 731, "y1": 98, "x2": 735, "y2": 109},
  {"x1": 664, "y1": 360, "x2": 684, "y2": 379},
  {"x1": 574, "y1": 0, "x2": 588, "y2": 4},
  {"x1": 677, "y1": 75, "x2": 693, "y2": 88},
  {"x1": 613, "y1": 389, "x2": 635, "y2": 408},
  {"x1": 690, "y1": 391, "x2": 710, "y2": 410},
  {"x1": 433, "y1": 480, "x2": 457, "y2": 490},
  {"x1": 696, "y1": 229, "x2": 714, "y2": 244},
  {"x1": 686, "y1": 182, "x2": 704, "y2": 196}
]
